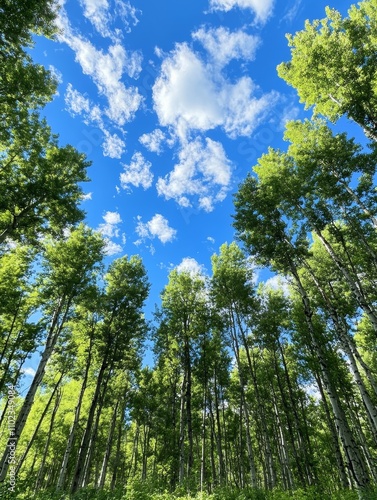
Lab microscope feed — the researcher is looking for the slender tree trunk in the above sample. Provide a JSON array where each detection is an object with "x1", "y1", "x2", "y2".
[
  {"x1": 34, "y1": 389, "x2": 62, "y2": 492},
  {"x1": 70, "y1": 352, "x2": 108, "y2": 493},
  {"x1": 0, "y1": 297, "x2": 70, "y2": 482},
  {"x1": 141, "y1": 423, "x2": 150, "y2": 481},
  {"x1": 178, "y1": 372, "x2": 187, "y2": 484},
  {"x1": 291, "y1": 265, "x2": 370, "y2": 489},
  {"x1": 213, "y1": 371, "x2": 225, "y2": 485},
  {"x1": 184, "y1": 337, "x2": 194, "y2": 477},
  {"x1": 56, "y1": 333, "x2": 94, "y2": 490},
  {"x1": 110, "y1": 404, "x2": 125, "y2": 490},
  {"x1": 82, "y1": 366, "x2": 112, "y2": 488},
  {"x1": 315, "y1": 228, "x2": 377, "y2": 335},
  {"x1": 99, "y1": 401, "x2": 119, "y2": 488},
  {"x1": 200, "y1": 385, "x2": 207, "y2": 493},
  {"x1": 16, "y1": 372, "x2": 64, "y2": 475}
]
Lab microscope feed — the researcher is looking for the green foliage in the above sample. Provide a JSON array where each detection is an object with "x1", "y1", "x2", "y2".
[
  {"x1": 277, "y1": 0, "x2": 377, "y2": 140},
  {"x1": 21, "y1": 485, "x2": 377, "y2": 500}
]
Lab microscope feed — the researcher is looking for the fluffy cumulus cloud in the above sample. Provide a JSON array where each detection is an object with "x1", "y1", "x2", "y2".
[
  {"x1": 176, "y1": 257, "x2": 205, "y2": 276},
  {"x1": 57, "y1": 8, "x2": 143, "y2": 127},
  {"x1": 220, "y1": 77, "x2": 278, "y2": 138},
  {"x1": 153, "y1": 44, "x2": 222, "y2": 137},
  {"x1": 103, "y1": 240, "x2": 123, "y2": 255},
  {"x1": 120, "y1": 152, "x2": 153, "y2": 190},
  {"x1": 102, "y1": 130, "x2": 126, "y2": 158},
  {"x1": 98, "y1": 210, "x2": 122, "y2": 238},
  {"x1": 139, "y1": 129, "x2": 166, "y2": 154},
  {"x1": 193, "y1": 26, "x2": 259, "y2": 69},
  {"x1": 97, "y1": 211, "x2": 123, "y2": 255},
  {"x1": 136, "y1": 214, "x2": 177, "y2": 244},
  {"x1": 209, "y1": 0, "x2": 275, "y2": 23},
  {"x1": 153, "y1": 42, "x2": 277, "y2": 140},
  {"x1": 156, "y1": 137, "x2": 232, "y2": 211}
]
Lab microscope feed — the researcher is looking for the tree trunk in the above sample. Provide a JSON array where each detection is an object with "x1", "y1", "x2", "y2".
[
  {"x1": 70, "y1": 352, "x2": 108, "y2": 494},
  {"x1": 56, "y1": 332, "x2": 94, "y2": 490},
  {"x1": 0, "y1": 297, "x2": 69, "y2": 482},
  {"x1": 34, "y1": 388, "x2": 62, "y2": 492},
  {"x1": 98, "y1": 400, "x2": 119, "y2": 488},
  {"x1": 291, "y1": 265, "x2": 370, "y2": 489},
  {"x1": 16, "y1": 372, "x2": 64, "y2": 476}
]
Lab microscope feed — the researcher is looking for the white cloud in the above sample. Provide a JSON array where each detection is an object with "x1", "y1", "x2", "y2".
[
  {"x1": 120, "y1": 152, "x2": 153, "y2": 190},
  {"x1": 156, "y1": 137, "x2": 232, "y2": 211},
  {"x1": 153, "y1": 44, "x2": 222, "y2": 138},
  {"x1": 207, "y1": 236, "x2": 215, "y2": 244},
  {"x1": 81, "y1": 192, "x2": 93, "y2": 201},
  {"x1": 98, "y1": 211, "x2": 122, "y2": 238},
  {"x1": 263, "y1": 275, "x2": 290, "y2": 296},
  {"x1": 22, "y1": 367, "x2": 36, "y2": 377},
  {"x1": 176, "y1": 257, "x2": 205, "y2": 276},
  {"x1": 57, "y1": 9, "x2": 143, "y2": 127},
  {"x1": 80, "y1": 0, "x2": 111, "y2": 38},
  {"x1": 152, "y1": 43, "x2": 277, "y2": 141},
  {"x1": 103, "y1": 211, "x2": 122, "y2": 225},
  {"x1": 220, "y1": 77, "x2": 278, "y2": 138},
  {"x1": 65, "y1": 84, "x2": 91, "y2": 116},
  {"x1": 279, "y1": 105, "x2": 300, "y2": 129},
  {"x1": 103, "y1": 239, "x2": 123, "y2": 255},
  {"x1": 49, "y1": 65, "x2": 63, "y2": 84},
  {"x1": 193, "y1": 27, "x2": 259, "y2": 69},
  {"x1": 65, "y1": 84, "x2": 127, "y2": 158},
  {"x1": 97, "y1": 211, "x2": 123, "y2": 255},
  {"x1": 208, "y1": 0, "x2": 274, "y2": 23},
  {"x1": 102, "y1": 131, "x2": 126, "y2": 158},
  {"x1": 281, "y1": 0, "x2": 302, "y2": 24},
  {"x1": 139, "y1": 129, "x2": 166, "y2": 154},
  {"x1": 136, "y1": 214, "x2": 177, "y2": 244},
  {"x1": 79, "y1": 0, "x2": 140, "y2": 39}
]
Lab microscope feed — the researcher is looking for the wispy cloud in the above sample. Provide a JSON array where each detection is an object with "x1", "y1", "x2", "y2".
[
  {"x1": 65, "y1": 84, "x2": 125, "y2": 158},
  {"x1": 81, "y1": 192, "x2": 93, "y2": 201},
  {"x1": 208, "y1": 0, "x2": 275, "y2": 23},
  {"x1": 79, "y1": 0, "x2": 140, "y2": 39},
  {"x1": 280, "y1": 0, "x2": 302, "y2": 25},
  {"x1": 22, "y1": 367, "x2": 36, "y2": 377},
  {"x1": 102, "y1": 130, "x2": 126, "y2": 158},
  {"x1": 120, "y1": 152, "x2": 153, "y2": 191},
  {"x1": 57, "y1": 7, "x2": 143, "y2": 127},
  {"x1": 193, "y1": 26, "x2": 260, "y2": 69},
  {"x1": 135, "y1": 214, "x2": 177, "y2": 244}
]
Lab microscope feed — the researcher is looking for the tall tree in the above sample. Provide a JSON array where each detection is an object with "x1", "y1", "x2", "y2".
[
  {"x1": 0, "y1": 114, "x2": 91, "y2": 245},
  {"x1": 70, "y1": 255, "x2": 149, "y2": 494},
  {"x1": 0, "y1": 224, "x2": 104, "y2": 482},
  {"x1": 277, "y1": 0, "x2": 377, "y2": 141}
]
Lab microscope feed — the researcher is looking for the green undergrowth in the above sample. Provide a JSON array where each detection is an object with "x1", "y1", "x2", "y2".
[{"x1": 4, "y1": 480, "x2": 377, "y2": 500}]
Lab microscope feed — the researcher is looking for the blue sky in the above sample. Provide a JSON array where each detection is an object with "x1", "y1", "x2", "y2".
[{"x1": 31, "y1": 0, "x2": 352, "y2": 320}]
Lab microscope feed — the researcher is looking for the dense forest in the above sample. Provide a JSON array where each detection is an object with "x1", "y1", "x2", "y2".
[{"x1": 1, "y1": 1, "x2": 377, "y2": 499}]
